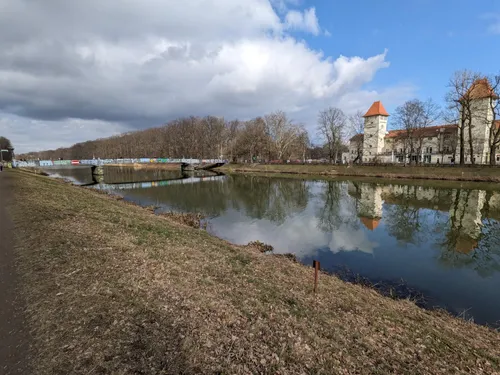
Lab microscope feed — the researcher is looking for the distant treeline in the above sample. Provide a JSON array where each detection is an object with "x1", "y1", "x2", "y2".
[{"x1": 20, "y1": 112, "x2": 338, "y2": 162}]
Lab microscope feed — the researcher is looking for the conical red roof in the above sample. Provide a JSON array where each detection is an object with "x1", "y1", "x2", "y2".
[
  {"x1": 359, "y1": 217, "x2": 381, "y2": 231},
  {"x1": 363, "y1": 101, "x2": 389, "y2": 117},
  {"x1": 465, "y1": 78, "x2": 498, "y2": 100}
]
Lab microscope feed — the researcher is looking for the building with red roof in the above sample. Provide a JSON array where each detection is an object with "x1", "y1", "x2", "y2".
[{"x1": 346, "y1": 79, "x2": 499, "y2": 165}]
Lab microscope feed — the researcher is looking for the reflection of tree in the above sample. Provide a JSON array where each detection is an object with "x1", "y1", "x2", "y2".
[
  {"x1": 384, "y1": 203, "x2": 422, "y2": 244},
  {"x1": 438, "y1": 221, "x2": 500, "y2": 278},
  {"x1": 316, "y1": 181, "x2": 359, "y2": 232},
  {"x1": 377, "y1": 184, "x2": 429, "y2": 244},
  {"x1": 127, "y1": 176, "x2": 231, "y2": 216},
  {"x1": 441, "y1": 189, "x2": 472, "y2": 253},
  {"x1": 229, "y1": 175, "x2": 310, "y2": 224},
  {"x1": 437, "y1": 188, "x2": 500, "y2": 277}
]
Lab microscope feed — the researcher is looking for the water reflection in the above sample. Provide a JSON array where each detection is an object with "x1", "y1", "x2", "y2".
[
  {"x1": 95, "y1": 174, "x2": 500, "y2": 325},
  {"x1": 102, "y1": 166, "x2": 185, "y2": 184},
  {"x1": 41, "y1": 166, "x2": 95, "y2": 185}
]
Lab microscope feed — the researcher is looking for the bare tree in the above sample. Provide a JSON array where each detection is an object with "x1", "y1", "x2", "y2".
[
  {"x1": 347, "y1": 110, "x2": 365, "y2": 163},
  {"x1": 486, "y1": 74, "x2": 500, "y2": 165},
  {"x1": 263, "y1": 111, "x2": 300, "y2": 161},
  {"x1": 392, "y1": 99, "x2": 440, "y2": 164},
  {"x1": 0, "y1": 136, "x2": 13, "y2": 161},
  {"x1": 317, "y1": 107, "x2": 346, "y2": 163},
  {"x1": 446, "y1": 70, "x2": 482, "y2": 165},
  {"x1": 225, "y1": 120, "x2": 241, "y2": 162},
  {"x1": 294, "y1": 126, "x2": 310, "y2": 162}
]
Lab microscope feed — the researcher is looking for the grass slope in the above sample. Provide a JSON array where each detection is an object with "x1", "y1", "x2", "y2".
[{"x1": 7, "y1": 170, "x2": 500, "y2": 374}]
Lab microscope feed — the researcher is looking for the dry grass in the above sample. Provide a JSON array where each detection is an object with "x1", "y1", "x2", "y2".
[
  {"x1": 159, "y1": 211, "x2": 206, "y2": 229},
  {"x1": 219, "y1": 163, "x2": 500, "y2": 183},
  {"x1": 7, "y1": 170, "x2": 500, "y2": 374}
]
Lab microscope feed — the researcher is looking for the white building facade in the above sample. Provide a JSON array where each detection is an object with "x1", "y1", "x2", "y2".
[{"x1": 346, "y1": 80, "x2": 499, "y2": 165}]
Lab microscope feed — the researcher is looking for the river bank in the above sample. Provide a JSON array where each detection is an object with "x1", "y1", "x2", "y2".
[
  {"x1": 5, "y1": 170, "x2": 500, "y2": 374},
  {"x1": 217, "y1": 163, "x2": 500, "y2": 182}
]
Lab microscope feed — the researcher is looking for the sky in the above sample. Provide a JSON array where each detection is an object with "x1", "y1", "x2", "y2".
[{"x1": 0, "y1": 0, "x2": 499, "y2": 153}]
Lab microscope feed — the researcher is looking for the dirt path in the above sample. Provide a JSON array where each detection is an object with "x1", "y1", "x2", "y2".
[{"x1": 0, "y1": 171, "x2": 31, "y2": 374}]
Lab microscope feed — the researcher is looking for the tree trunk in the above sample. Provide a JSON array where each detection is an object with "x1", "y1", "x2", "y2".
[
  {"x1": 459, "y1": 125, "x2": 465, "y2": 165},
  {"x1": 490, "y1": 145, "x2": 497, "y2": 165},
  {"x1": 468, "y1": 123, "x2": 475, "y2": 165}
]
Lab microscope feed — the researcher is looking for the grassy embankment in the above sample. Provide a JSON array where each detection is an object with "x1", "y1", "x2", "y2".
[
  {"x1": 218, "y1": 163, "x2": 500, "y2": 182},
  {"x1": 7, "y1": 170, "x2": 500, "y2": 374}
]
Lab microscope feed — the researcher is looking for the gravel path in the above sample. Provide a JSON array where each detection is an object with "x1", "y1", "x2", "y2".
[{"x1": 0, "y1": 171, "x2": 31, "y2": 374}]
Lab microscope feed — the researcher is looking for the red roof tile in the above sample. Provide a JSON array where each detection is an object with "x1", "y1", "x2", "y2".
[
  {"x1": 363, "y1": 101, "x2": 389, "y2": 117},
  {"x1": 385, "y1": 124, "x2": 458, "y2": 139},
  {"x1": 466, "y1": 78, "x2": 498, "y2": 100},
  {"x1": 360, "y1": 217, "x2": 380, "y2": 231}
]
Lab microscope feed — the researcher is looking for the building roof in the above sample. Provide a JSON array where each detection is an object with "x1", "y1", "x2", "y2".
[
  {"x1": 360, "y1": 217, "x2": 380, "y2": 230},
  {"x1": 455, "y1": 238, "x2": 478, "y2": 254},
  {"x1": 363, "y1": 101, "x2": 390, "y2": 117},
  {"x1": 466, "y1": 78, "x2": 498, "y2": 100},
  {"x1": 385, "y1": 124, "x2": 458, "y2": 139},
  {"x1": 349, "y1": 121, "x2": 500, "y2": 144}
]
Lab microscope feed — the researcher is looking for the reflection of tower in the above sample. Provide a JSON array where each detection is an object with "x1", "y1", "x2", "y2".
[
  {"x1": 449, "y1": 190, "x2": 486, "y2": 253},
  {"x1": 358, "y1": 184, "x2": 383, "y2": 230}
]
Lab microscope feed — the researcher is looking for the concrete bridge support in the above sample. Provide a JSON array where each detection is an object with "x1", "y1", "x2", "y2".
[{"x1": 91, "y1": 165, "x2": 104, "y2": 176}]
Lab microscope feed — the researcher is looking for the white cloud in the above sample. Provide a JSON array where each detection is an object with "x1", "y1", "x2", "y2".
[
  {"x1": 481, "y1": 13, "x2": 500, "y2": 34},
  {"x1": 489, "y1": 21, "x2": 500, "y2": 34},
  {"x1": 284, "y1": 7, "x2": 321, "y2": 35},
  {"x1": 0, "y1": 0, "x2": 415, "y2": 153}
]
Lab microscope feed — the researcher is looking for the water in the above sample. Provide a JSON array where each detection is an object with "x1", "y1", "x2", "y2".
[
  {"x1": 44, "y1": 168, "x2": 500, "y2": 326},
  {"x1": 41, "y1": 166, "x2": 187, "y2": 185}
]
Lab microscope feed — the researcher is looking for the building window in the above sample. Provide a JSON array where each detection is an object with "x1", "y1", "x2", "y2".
[
  {"x1": 497, "y1": 156, "x2": 500, "y2": 162},
  {"x1": 429, "y1": 147, "x2": 432, "y2": 154}
]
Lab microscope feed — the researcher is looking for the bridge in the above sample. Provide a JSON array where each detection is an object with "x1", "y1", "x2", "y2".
[{"x1": 13, "y1": 158, "x2": 227, "y2": 174}]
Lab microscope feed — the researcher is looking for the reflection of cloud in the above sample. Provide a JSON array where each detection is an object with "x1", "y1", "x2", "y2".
[
  {"x1": 329, "y1": 226, "x2": 378, "y2": 255},
  {"x1": 211, "y1": 207, "x2": 378, "y2": 257}
]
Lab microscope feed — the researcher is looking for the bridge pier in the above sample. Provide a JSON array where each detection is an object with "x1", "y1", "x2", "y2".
[{"x1": 91, "y1": 165, "x2": 104, "y2": 176}]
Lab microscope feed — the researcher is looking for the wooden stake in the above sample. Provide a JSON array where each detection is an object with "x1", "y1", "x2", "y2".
[{"x1": 313, "y1": 260, "x2": 320, "y2": 294}]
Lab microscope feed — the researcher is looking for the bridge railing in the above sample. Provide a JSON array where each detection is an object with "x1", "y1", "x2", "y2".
[{"x1": 14, "y1": 158, "x2": 227, "y2": 168}]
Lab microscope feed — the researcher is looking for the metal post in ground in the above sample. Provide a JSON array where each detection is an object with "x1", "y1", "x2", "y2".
[{"x1": 313, "y1": 260, "x2": 320, "y2": 294}]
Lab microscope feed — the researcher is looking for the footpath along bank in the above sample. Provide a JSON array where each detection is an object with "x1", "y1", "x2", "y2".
[{"x1": 3, "y1": 170, "x2": 500, "y2": 374}]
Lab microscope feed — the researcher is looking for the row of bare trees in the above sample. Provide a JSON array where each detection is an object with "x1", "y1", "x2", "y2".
[{"x1": 19, "y1": 112, "x2": 317, "y2": 162}]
